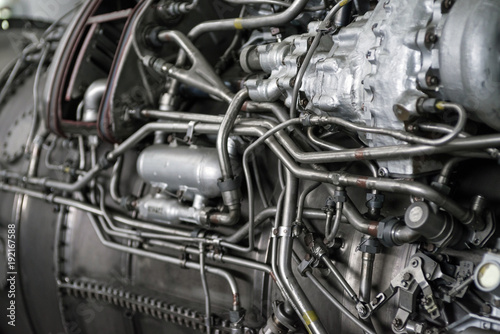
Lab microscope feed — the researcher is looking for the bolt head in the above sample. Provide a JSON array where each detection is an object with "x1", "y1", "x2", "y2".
[
  {"x1": 378, "y1": 167, "x2": 389, "y2": 177},
  {"x1": 356, "y1": 304, "x2": 367, "y2": 316}
]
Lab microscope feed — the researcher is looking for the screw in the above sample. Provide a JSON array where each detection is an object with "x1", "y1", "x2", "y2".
[
  {"x1": 378, "y1": 167, "x2": 389, "y2": 177},
  {"x1": 425, "y1": 31, "x2": 438, "y2": 44},
  {"x1": 299, "y1": 98, "x2": 309, "y2": 108},
  {"x1": 273, "y1": 229, "x2": 278, "y2": 235},
  {"x1": 403, "y1": 272, "x2": 412, "y2": 281},
  {"x1": 426, "y1": 273, "x2": 432, "y2": 279},
  {"x1": 426, "y1": 75, "x2": 439, "y2": 86},
  {"x1": 411, "y1": 259, "x2": 419, "y2": 267}
]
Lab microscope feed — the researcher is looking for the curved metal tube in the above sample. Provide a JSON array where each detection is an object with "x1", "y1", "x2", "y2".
[
  {"x1": 277, "y1": 170, "x2": 328, "y2": 334},
  {"x1": 325, "y1": 201, "x2": 343, "y2": 243},
  {"x1": 186, "y1": 0, "x2": 310, "y2": 40},
  {"x1": 154, "y1": 30, "x2": 234, "y2": 104},
  {"x1": 305, "y1": 110, "x2": 466, "y2": 146},
  {"x1": 293, "y1": 252, "x2": 375, "y2": 334},
  {"x1": 110, "y1": 156, "x2": 124, "y2": 204},
  {"x1": 336, "y1": 173, "x2": 474, "y2": 225},
  {"x1": 85, "y1": 212, "x2": 241, "y2": 315},
  {"x1": 277, "y1": 130, "x2": 500, "y2": 164},
  {"x1": 83, "y1": 78, "x2": 107, "y2": 122},
  {"x1": 306, "y1": 127, "x2": 378, "y2": 177},
  {"x1": 217, "y1": 89, "x2": 249, "y2": 180}
]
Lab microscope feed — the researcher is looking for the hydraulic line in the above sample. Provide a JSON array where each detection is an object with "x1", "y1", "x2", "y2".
[
  {"x1": 303, "y1": 105, "x2": 466, "y2": 146},
  {"x1": 321, "y1": 256, "x2": 359, "y2": 303},
  {"x1": 325, "y1": 201, "x2": 343, "y2": 244},
  {"x1": 292, "y1": 252, "x2": 376, "y2": 334},
  {"x1": 199, "y1": 244, "x2": 211, "y2": 334},
  {"x1": 277, "y1": 170, "x2": 328, "y2": 334},
  {"x1": 109, "y1": 155, "x2": 124, "y2": 204},
  {"x1": 296, "y1": 182, "x2": 321, "y2": 224},
  {"x1": 84, "y1": 212, "x2": 241, "y2": 314},
  {"x1": 184, "y1": 0, "x2": 310, "y2": 40}
]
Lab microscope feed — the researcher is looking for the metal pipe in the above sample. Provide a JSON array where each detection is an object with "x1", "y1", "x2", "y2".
[
  {"x1": 83, "y1": 79, "x2": 107, "y2": 122},
  {"x1": 2, "y1": 119, "x2": 478, "y2": 231},
  {"x1": 296, "y1": 182, "x2": 321, "y2": 224},
  {"x1": 359, "y1": 252, "x2": 375, "y2": 303},
  {"x1": 295, "y1": 253, "x2": 376, "y2": 334},
  {"x1": 337, "y1": 173, "x2": 474, "y2": 225},
  {"x1": 199, "y1": 244, "x2": 211, "y2": 334},
  {"x1": 153, "y1": 30, "x2": 234, "y2": 104},
  {"x1": 28, "y1": 132, "x2": 49, "y2": 177},
  {"x1": 359, "y1": 251, "x2": 377, "y2": 334},
  {"x1": 325, "y1": 201, "x2": 343, "y2": 243},
  {"x1": 77, "y1": 135, "x2": 86, "y2": 170},
  {"x1": 110, "y1": 156, "x2": 123, "y2": 203},
  {"x1": 305, "y1": 107, "x2": 466, "y2": 146},
  {"x1": 277, "y1": 170, "x2": 328, "y2": 334},
  {"x1": 279, "y1": 130, "x2": 500, "y2": 164},
  {"x1": 306, "y1": 127, "x2": 378, "y2": 177},
  {"x1": 217, "y1": 89, "x2": 249, "y2": 180},
  {"x1": 84, "y1": 212, "x2": 240, "y2": 315},
  {"x1": 0, "y1": 182, "x2": 193, "y2": 237},
  {"x1": 321, "y1": 256, "x2": 359, "y2": 303},
  {"x1": 137, "y1": 113, "x2": 500, "y2": 164},
  {"x1": 223, "y1": 207, "x2": 327, "y2": 244},
  {"x1": 418, "y1": 123, "x2": 498, "y2": 157},
  {"x1": 26, "y1": 46, "x2": 50, "y2": 156},
  {"x1": 186, "y1": 0, "x2": 310, "y2": 40},
  {"x1": 438, "y1": 157, "x2": 467, "y2": 185}
]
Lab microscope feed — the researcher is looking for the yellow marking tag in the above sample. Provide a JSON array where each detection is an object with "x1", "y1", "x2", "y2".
[
  {"x1": 339, "y1": 0, "x2": 350, "y2": 6},
  {"x1": 435, "y1": 101, "x2": 446, "y2": 110},
  {"x1": 234, "y1": 18, "x2": 243, "y2": 30},
  {"x1": 303, "y1": 311, "x2": 318, "y2": 326}
]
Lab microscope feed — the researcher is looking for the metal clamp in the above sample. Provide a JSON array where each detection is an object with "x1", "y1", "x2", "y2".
[
  {"x1": 277, "y1": 226, "x2": 292, "y2": 238},
  {"x1": 184, "y1": 120, "x2": 198, "y2": 143}
]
